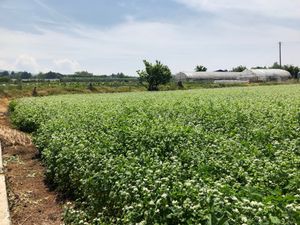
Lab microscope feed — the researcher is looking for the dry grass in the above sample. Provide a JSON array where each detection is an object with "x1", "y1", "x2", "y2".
[
  {"x1": 0, "y1": 97, "x2": 32, "y2": 146},
  {"x1": 0, "y1": 125, "x2": 32, "y2": 146}
]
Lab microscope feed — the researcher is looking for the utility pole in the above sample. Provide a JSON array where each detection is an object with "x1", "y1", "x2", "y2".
[{"x1": 279, "y1": 41, "x2": 282, "y2": 67}]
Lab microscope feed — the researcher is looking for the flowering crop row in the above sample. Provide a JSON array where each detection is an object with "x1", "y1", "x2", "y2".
[{"x1": 10, "y1": 85, "x2": 300, "y2": 224}]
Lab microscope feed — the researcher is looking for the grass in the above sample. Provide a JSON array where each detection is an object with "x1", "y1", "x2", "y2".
[{"x1": 1, "y1": 79, "x2": 299, "y2": 99}]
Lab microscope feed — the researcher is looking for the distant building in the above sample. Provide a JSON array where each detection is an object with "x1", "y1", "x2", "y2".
[{"x1": 175, "y1": 69, "x2": 291, "y2": 83}]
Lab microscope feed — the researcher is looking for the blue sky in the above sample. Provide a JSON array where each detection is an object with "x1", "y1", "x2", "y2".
[{"x1": 0, "y1": 0, "x2": 299, "y2": 75}]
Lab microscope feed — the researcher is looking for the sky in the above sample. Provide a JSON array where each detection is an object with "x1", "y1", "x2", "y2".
[{"x1": 0, "y1": 0, "x2": 300, "y2": 75}]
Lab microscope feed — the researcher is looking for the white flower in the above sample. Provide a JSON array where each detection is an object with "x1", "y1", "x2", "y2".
[
  {"x1": 185, "y1": 181, "x2": 192, "y2": 187},
  {"x1": 136, "y1": 220, "x2": 146, "y2": 225},
  {"x1": 231, "y1": 196, "x2": 238, "y2": 201},
  {"x1": 149, "y1": 200, "x2": 155, "y2": 205},
  {"x1": 162, "y1": 193, "x2": 168, "y2": 198},
  {"x1": 233, "y1": 208, "x2": 239, "y2": 213},
  {"x1": 241, "y1": 216, "x2": 248, "y2": 223},
  {"x1": 172, "y1": 200, "x2": 178, "y2": 205}
]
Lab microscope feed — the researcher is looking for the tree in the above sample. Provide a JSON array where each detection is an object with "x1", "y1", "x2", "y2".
[
  {"x1": 74, "y1": 71, "x2": 94, "y2": 77},
  {"x1": 231, "y1": 65, "x2": 247, "y2": 72},
  {"x1": 251, "y1": 66, "x2": 267, "y2": 69},
  {"x1": 43, "y1": 71, "x2": 62, "y2": 79},
  {"x1": 8, "y1": 71, "x2": 32, "y2": 79},
  {"x1": 9, "y1": 71, "x2": 20, "y2": 79},
  {"x1": 282, "y1": 65, "x2": 300, "y2": 79},
  {"x1": 137, "y1": 60, "x2": 172, "y2": 91},
  {"x1": 269, "y1": 62, "x2": 281, "y2": 69},
  {"x1": 195, "y1": 65, "x2": 207, "y2": 72},
  {"x1": 111, "y1": 72, "x2": 127, "y2": 78},
  {"x1": 19, "y1": 71, "x2": 32, "y2": 79},
  {"x1": 36, "y1": 72, "x2": 44, "y2": 79},
  {"x1": 0, "y1": 71, "x2": 9, "y2": 77},
  {"x1": 215, "y1": 69, "x2": 228, "y2": 72}
]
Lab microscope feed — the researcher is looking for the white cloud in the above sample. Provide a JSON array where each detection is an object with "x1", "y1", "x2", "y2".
[
  {"x1": 13, "y1": 54, "x2": 40, "y2": 73},
  {"x1": 176, "y1": 0, "x2": 300, "y2": 19},
  {"x1": 0, "y1": 15, "x2": 299, "y2": 75},
  {"x1": 0, "y1": 54, "x2": 81, "y2": 74},
  {"x1": 0, "y1": 55, "x2": 42, "y2": 73},
  {"x1": 0, "y1": 60, "x2": 11, "y2": 71},
  {"x1": 53, "y1": 58, "x2": 81, "y2": 74}
]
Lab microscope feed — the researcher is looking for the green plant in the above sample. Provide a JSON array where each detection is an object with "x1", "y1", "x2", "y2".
[
  {"x1": 137, "y1": 60, "x2": 172, "y2": 91},
  {"x1": 231, "y1": 65, "x2": 247, "y2": 72},
  {"x1": 11, "y1": 84, "x2": 300, "y2": 224},
  {"x1": 195, "y1": 65, "x2": 207, "y2": 72}
]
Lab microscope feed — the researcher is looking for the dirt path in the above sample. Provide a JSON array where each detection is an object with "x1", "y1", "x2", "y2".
[{"x1": 0, "y1": 98, "x2": 63, "y2": 225}]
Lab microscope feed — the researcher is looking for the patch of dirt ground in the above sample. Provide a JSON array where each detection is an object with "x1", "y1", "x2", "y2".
[{"x1": 0, "y1": 98, "x2": 63, "y2": 225}]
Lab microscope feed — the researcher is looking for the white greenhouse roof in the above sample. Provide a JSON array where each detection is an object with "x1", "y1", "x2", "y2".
[
  {"x1": 242, "y1": 69, "x2": 291, "y2": 77},
  {"x1": 176, "y1": 71, "x2": 242, "y2": 80},
  {"x1": 175, "y1": 69, "x2": 291, "y2": 81}
]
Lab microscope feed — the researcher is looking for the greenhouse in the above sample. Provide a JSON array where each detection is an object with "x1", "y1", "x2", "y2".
[
  {"x1": 241, "y1": 69, "x2": 291, "y2": 82},
  {"x1": 175, "y1": 69, "x2": 291, "y2": 83}
]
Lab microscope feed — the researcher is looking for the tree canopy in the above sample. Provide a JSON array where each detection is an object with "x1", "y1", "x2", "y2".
[
  {"x1": 74, "y1": 71, "x2": 94, "y2": 77},
  {"x1": 231, "y1": 65, "x2": 247, "y2": 72},
  {"x1": 195, "y1": 65, "x2": 207, "y2": 72},
  {"x1": 282, "y1": 65, "x2": 300, "y2": 78},
  {"x1": 137, "y1": 60, "x2": 172, "y2": 91},
  {"x1": 269, "y1": 62, "x2": 282, "y2": 69},
  {"x1": 37, "y1": 71, "x2": 62, "y2": 79}
]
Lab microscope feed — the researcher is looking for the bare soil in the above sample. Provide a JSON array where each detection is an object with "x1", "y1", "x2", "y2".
[{"x1": 0, "y1": 98, "x2": 63, "y2": 225}]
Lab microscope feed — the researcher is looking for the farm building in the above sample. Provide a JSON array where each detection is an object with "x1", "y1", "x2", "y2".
[{"x1": 175, "y1": 69, "x2": 291, "y2": 83}]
